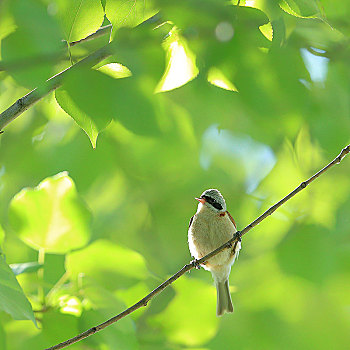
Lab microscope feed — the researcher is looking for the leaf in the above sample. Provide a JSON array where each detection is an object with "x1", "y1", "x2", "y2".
[
  {"x1": 66, "y1": 239, "x2": 148, "y2": 290},
  {"x1": 156, "y1": 30, "x2": 199, "y2": 92},
  {"x1": 1, "y1": 0, "x2": 63, "y2": 88},
  {"x1": 105, "y1": 0, "x2": 158, "y2": 37},
  {"x1": 56, "y1": 0, "x2": 105, "y2": 42},
  {"x1": 55, "y1": 88, "x2": 103, "y2": 148},
  {"x1": 97, "y1": 63, "x2": 132, "y2": 79},
  {"x1": 9, "y1": 172, "x2": 91, "y2": 254},
  {"x1": 279, "y1": 0, "x2": 320, "y2": 18},
  {"x1": 150, "y1": 276, "x2": 218, "y2": 346},
  {"x1": 63, "y1": 68, "x2": 161, "y2": 136},
  {"x1": 0, "y1": 255, "x2": 36, "y2": 324},
  {"x1": 10, "y1": 262, "x2": 43, "y2": 276}
]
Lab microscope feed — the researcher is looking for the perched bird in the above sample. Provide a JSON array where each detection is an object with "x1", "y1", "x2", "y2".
[{"x1": 188, "y1": 189, "x2": 241, "y2": 316}]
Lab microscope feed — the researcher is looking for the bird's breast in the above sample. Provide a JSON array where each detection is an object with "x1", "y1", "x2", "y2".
[{"x1": 188, "y1": 209, "x2": 236, "y2": 261}]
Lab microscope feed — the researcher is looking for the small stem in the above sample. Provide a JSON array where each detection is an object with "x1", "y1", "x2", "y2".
[
  {"x1": 46, "y1": 272, "x2": 70, "y2": 305},
  {"x1": 38, "y1": 248, "x2": 46, "y2": 307}
]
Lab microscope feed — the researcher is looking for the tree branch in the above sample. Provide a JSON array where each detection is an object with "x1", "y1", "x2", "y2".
[
  {"x1": 0, "y1": 42, "x2": 114, "y2": 132},
  {"x1": 45, "y1": 144, "x2": 350, "y2": 350},
  {"x1": 0, "y1": 25, "x2": 112, "y2": 72}
]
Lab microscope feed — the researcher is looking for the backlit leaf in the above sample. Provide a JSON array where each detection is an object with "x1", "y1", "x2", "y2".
[
  {"x1": 56, "y1": 0, "x2": 105, "y2": 42},
  {"x1": 66, "y1": 239, "x2": 148, "y2": 290},
  {"x1": 105, "y1": 0, "x2": 158, "y2": 37},
  {"x1": 9, "y1": 172, "x2": 91, "y2": 254}
]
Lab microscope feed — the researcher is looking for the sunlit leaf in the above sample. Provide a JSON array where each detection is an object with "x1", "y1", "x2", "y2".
[
  {"x1": 56, "y1": 0, "x2": 105, "y2": 42},
  {"x1": 279, "y1": 0, "x2": 320, "y2": 18},
  {"x1": 66, "y1": 239, "x2": 149, "y2": 290},
  {"x1": 0, "y1": 255, "x2": 36, "y2": 324},
  {"x1": 207, "y1": 67, "x2": 238, "y2": 91},
  {"x1": 57, "y1": 295, "x2": 82, "y2": 316},
  {"x1": 97, "y1": 63, "x2": 132, "y2": 79},
  {"x1": 156, "y1": 30, "x2": 198, "y2": 92},
  {"x1": 9, "y1": 172, "x2": 91, "y2": 254},
  {"x1": 105, "y1": 0, "x2": 158, "y2": 37}
]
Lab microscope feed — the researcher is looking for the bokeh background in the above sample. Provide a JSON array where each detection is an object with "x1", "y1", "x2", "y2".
[{"x1": 0, "y1": 0, "x2": 350, "y2": 349}]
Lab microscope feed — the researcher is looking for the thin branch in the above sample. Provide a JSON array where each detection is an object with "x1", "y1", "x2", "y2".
[
  {"x1": 0, "y1": 42, "x2": 114, "y2": 131},
  {"x1": 45, "y1": 144, "x2": 350, "y2": 350},
  {"x1": 0, "y1": 25, "x2": 112, "y2": 72}
]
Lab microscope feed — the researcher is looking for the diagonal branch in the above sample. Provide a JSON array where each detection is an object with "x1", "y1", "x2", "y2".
[
  {"x1": 0, "y1": 42, "x2": 114, "y2": 132},
  {"x1": 45, "y1": 144, "x2": 350, "y2": 350},
  {"x1": 0, "y1": 25, "x2": 112, "y2": 72}
]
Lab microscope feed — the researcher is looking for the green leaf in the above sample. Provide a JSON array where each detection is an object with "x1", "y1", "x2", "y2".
[
  {"x1": 279, "y1": 0, "x2": 320, "y2": 18},
  {"x1": 96, "y1": 62, "x2": 132, "y2": 79},
  {"x1": 63, "y1": 68, "x2": 161, "y2": 136},
  {"x1": 105, "y1": 0, "x2": 157, "y2": 37},
  {"x1": 1, "y1": 0, "x2": 63, "y2": 88},
  {"x1": 66, "y1": 239, "x2": 148, "y2": 290},
  {"x1": 10, "y1": 262, "x2": 43, "y2": 276},
  {"x1": 9, "y1": 172, "x2": 91, "y2": 254},
  {"x1": 0, "y1": 255, "x2": 36, "y2": 324},
  {"x1": 55, "y1": 88, "x2": 103, "y2": 148},
  {"x1": 56, "y1": 0, "x2": 105, "y2": 42}
]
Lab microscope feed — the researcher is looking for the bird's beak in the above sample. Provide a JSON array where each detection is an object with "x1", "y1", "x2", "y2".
[{"x1": 195, "y1": 197, "x2": 206, "y2": 204}]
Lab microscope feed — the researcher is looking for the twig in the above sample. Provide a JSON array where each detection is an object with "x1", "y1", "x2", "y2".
[
  {"x1": 45, "y1": 144, "x2": 350, "y2": 350},
  {"x1": 0, "y1": 42, "x2": 114, "y2": 131},
  {"x1": 0, "y1": 25, "x2": 112, "y2": 72}
]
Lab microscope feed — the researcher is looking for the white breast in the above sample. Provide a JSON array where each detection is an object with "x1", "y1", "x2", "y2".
[{"x1": 188, "y1": 204, "x2": 239, "y2": 271}]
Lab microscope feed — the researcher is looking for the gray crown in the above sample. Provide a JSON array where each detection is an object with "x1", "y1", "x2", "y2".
[{"x1": 200, "y1": 188, "x2": 226, "y2": 212}]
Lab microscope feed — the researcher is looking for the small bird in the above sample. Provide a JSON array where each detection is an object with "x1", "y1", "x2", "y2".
[{"x1": 188, "y1": 189, "x2": 241, "y2": 316}]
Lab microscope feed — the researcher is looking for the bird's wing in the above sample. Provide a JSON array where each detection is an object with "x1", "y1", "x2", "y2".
[
  {"x1": 226, "y1": 210, "x2": 237, "y2": 229},
  {"x1": 188, "y1": 215, "x2": 194, "y2": 229}
]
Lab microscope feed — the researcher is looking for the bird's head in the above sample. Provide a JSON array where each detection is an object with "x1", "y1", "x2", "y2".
[{"x1": 195, "y1": 189, "x2": 226, "y2": 213}]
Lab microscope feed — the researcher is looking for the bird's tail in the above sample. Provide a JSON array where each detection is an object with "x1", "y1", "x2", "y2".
[{"x1": 216, "y1": 279, "x2": 233, "y2": 316}]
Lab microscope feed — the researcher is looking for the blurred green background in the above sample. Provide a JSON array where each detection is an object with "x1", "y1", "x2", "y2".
[{"x1": 0, "y1": 0, "x2": 350, "y2": 349}]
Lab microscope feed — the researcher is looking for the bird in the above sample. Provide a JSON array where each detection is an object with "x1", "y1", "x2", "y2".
[{"x1": 188, "y1": 189, "x2": 241, "y2": 316}]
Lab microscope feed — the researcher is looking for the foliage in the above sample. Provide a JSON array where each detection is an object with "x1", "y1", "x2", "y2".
[{"x1": 0, "y1": 0, "x2": 350, "y2": 349}]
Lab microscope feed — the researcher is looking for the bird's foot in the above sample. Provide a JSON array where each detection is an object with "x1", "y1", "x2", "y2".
[
  {"x1": 191, "y1": 259, "x2": 201, "y2": 270},
  {"x1": 234, "y1": 231, "x2": 242, "y2": 242}
]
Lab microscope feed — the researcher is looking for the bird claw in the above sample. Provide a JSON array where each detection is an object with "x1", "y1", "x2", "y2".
[
  {"x1": 235, "y1": 231, "x2": 242, "y2": 242},
  {"x1": 191, "y1": 259, "x2": 201, "y2": 270}
]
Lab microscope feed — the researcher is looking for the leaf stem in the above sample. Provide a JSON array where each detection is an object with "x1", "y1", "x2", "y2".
[{"x1": 38, "y1": 248, "x2": 46, "y2": 307}]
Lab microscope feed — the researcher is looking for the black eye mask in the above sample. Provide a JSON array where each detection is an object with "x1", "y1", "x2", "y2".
[{"x1": 201, "y1": 195, "x2": 223, "y2": 211}]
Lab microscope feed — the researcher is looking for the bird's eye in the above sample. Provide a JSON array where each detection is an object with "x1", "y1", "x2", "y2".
[{"x1": 202, "y1": 195, "x2": 222, "y2": 210}]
